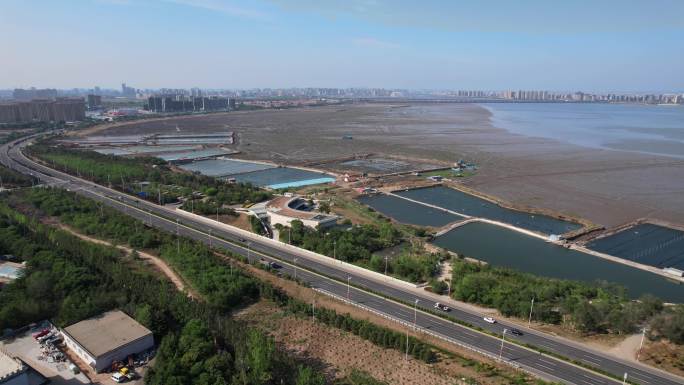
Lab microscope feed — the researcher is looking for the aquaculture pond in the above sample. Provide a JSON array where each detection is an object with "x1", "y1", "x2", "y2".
[
  {"x1": 357, "y1": 194, "x2": 461, "y2": 227},
  {"x1": 228, "y1": 167, "x2": 335, "y2": 189},
  {"x1": 179, "y1": 159, "x2": 274, "y2": 177},
  {"x1": 433, "y1": 221, "x2": 684, "y2": 303},
  {"x1": 587, "y1": 224, "x2": 684, "y2": 270},
  {"x1": 397, "y1": 186, "x2": 581, "y2": 235}
]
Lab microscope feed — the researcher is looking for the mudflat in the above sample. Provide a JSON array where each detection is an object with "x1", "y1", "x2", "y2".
[{"x1": 88, "y1": 103, "x2": 684, "y2": 227}]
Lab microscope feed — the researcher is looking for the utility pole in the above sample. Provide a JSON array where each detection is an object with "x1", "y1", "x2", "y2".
[
  {"x1": 528, "y1": 297, "x2": 535, "y2": 327},
  {"x1": 176, "y1": 219, "x2": 180, "y2": 253},
  {"x1": 312, "y1": 296, "x2": 316, "y2": 323},
  {"x1": 347, "y1": 276, "x2": 351, "y2": 301},
  {"x1": 499, "y1": 329, "x2": 508, "y2": 361},
  {"x1": 405, "y1": 327, "x2": 409, "y2": 361},
  {"x1": 637, "y1": 327, "x2": 647, "y2": 361},
  {"x1": 333, "y1": 240, "x2": 336, "y2": 260}
]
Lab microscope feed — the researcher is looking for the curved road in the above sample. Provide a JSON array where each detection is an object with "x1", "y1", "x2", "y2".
[{"x1": 1, "y1": 136, "x2": 682, "y2": 385}]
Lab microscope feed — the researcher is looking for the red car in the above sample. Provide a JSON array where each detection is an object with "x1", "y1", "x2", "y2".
[{"x1": 32, "y1": 329, "x2": 50, "y2": 339}]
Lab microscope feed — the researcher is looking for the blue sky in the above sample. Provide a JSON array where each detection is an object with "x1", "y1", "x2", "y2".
[{"x1": 2, "y1": 0, "x2": 683, "y2": 92}]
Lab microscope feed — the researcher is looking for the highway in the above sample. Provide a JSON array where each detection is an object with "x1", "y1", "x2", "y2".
[{"x1": 2, "y1": 136, "x2": 682, "y2": 385}]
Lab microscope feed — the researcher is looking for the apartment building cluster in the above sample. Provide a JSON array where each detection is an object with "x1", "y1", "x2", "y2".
[
  {"x1": 146, "y1": 94, "x2": 232, "y2": 113},
  {"x1": 499, "y1": 90, "x2": 683, "y2": 104},
  {"x1": 0, "y1": 97, "x2": 86, "y2": 124}
]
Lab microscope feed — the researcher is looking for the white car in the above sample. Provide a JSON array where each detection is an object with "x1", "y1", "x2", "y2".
[{"x1": 483, "y1": 316, "x2": 496, "y2": 324}]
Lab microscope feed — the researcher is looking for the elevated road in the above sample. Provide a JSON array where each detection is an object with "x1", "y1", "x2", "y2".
[{"x1": 1, "y1": 136, "x2": 682, "y2": 385}]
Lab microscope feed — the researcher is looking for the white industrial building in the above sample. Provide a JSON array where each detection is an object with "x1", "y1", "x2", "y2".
[
  {"x1": 0, "y1": 349, "x2": 28, "y2": 385},
  {"x1": 61, "y1": 310, "x2": 154, "y2": 372}
]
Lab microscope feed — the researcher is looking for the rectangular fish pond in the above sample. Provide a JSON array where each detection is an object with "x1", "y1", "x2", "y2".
[
  {"x1": 357, "y1": 194, "x2": 461, "y2": 227},
  {"x1": 396, "y1": 185, "x2": 581, "y2": 235},
  {"x1": 433, "y1": 221, "x2": 684, "y2": 303},
  {"x1": 587, "y1": 223, "x2": 684, "y2": 270}
]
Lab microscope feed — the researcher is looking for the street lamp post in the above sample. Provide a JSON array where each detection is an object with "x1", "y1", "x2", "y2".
[
  {"x1": 333, "y1": 240, "x2": 336, "y2": 260},
  {"x1": 413, "y1": 299, "x2": 419, "y2": 330},
  {"x1": 347, "y1": 276, "x2": 351, "y2": 302},
  {"x1": 385, "y1": 256, "x2": 388, "y2": 275},
  {"x1": 528, "y1": 297, "x2": 535, "y2": 327},
  {"x1": 294, "y1": 258, "x2": 298, "y2": 280},
  {"x1": 247, "y1": 242, "x2": 252, "y2": 263},
  {"x1": 446, "y1": 281, "x2": 451, "y2": 297},
  {"x1": 499, "y1": 329, "x2": 508, "y2": 361},
  {"x1": 637, "y1": 328, "x2": 647, "y2": 361},
  {"x1": 208, "y1": 229, "x2": 212, "y2": 248},
  {"x1": 176, "y1": 219, "x2": 180, "y2": 253},
  {"x1": 622, "y1": 372, "x2": 628, "y2": 385}
]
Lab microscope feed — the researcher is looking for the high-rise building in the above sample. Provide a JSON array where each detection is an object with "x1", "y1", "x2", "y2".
[
  {"x1": 12, "y1": 88, "x2": 58, "y2": 100},
  {"x1": 121, "y1": 83, "x2": 136, "y2": 98},
  {"x1": 0, "y1": 98, "x2": 85, "y2": 124},
  {"x1": 87, "y1": 94, "x2": 102, "y2": 109}
]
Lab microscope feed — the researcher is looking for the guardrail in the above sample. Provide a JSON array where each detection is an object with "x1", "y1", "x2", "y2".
[
  {"x1": 173, "y1": 208, "x2": 420, "y2": 290},
  {"x1": 312, "y1": 287, "x2": 570, "y2": 385}
]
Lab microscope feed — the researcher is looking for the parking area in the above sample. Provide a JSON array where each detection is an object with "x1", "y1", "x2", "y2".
[{"x1": 0, "y1": 323, "x2": 90, "y2": 385}]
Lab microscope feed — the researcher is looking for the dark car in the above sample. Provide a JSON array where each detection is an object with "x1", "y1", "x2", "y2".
[{"x1": 510, "y1": 328, "x2": 524, "y2": 336}]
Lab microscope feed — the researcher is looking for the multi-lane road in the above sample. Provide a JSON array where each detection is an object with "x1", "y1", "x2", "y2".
[{"x1": 2, "y1": 135, "x2": 682, "y2": 385}]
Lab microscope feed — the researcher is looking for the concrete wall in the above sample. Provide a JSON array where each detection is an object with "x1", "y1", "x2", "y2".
[
  {"x1": 93, "y1": 334, "x2": 154, "y2": 372},
  {"x1": 62, "y1": 333, "x2": 97, "y2": 370}
]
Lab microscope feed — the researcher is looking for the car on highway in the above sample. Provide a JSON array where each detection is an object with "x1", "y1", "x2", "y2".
[
  {"x1": 434, "y1": 302, "x2": 450, "y2": 312},
  {"x1": 510, "y1": 328, "x2": 524, "y2": 336},
  {"x1": 483, "y1": 316, "x2": 496, "y2": 324}
]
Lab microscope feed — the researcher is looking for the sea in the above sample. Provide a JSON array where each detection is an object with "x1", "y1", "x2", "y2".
[{"x1": 482, "y1": 103, "x2": 684, "y2": 159}]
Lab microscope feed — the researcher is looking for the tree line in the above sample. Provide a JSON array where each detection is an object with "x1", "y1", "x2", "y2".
[
  {"x1": 450, "y1": 258, "x2": 684, "y2": 342},
  {"x1": 28, "y1": 142, "x2": 270, "y2": 206},
  {"x1": 277, "y1": 219, "x2": 442, "y2": 283}
]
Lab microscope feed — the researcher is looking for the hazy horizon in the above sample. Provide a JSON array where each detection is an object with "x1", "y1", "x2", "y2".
[{"x1": 2, "y1": 0, "x2": 683, "y2": 92}]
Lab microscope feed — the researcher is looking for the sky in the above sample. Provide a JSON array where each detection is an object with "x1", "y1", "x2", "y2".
[{"x1": 2, "y1": 0, "x2": 683, "y2": 92}]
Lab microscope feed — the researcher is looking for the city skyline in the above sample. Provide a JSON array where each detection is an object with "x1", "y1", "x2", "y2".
[{"x1": 2, "y1": 0, "x2": 684, "y2": 92}]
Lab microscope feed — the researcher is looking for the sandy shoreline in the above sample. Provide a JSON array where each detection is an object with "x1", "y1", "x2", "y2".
[{"x1": 81, "y1": 103, "x2": 684, "y2": 228}]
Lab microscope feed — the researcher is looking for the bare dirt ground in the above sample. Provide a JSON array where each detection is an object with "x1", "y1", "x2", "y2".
[
  {"x1": 218, "y1": 212, "x2": 252, "y2": 232},
  {"x1": 237, "y1": 300, "x2": 528, "y2": 385},
  {"x1": 640, "y1": 339, "x2": 684, "y2": 377},
  {"x1": 86, "y1": 103, "x2": 684, "y2": 228}
]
